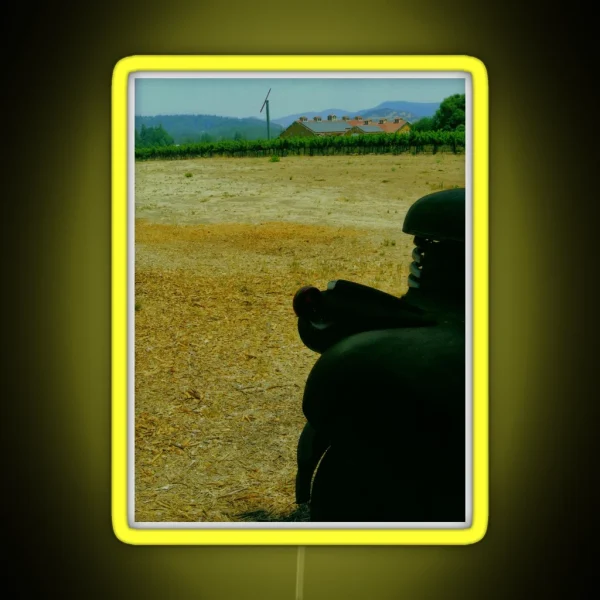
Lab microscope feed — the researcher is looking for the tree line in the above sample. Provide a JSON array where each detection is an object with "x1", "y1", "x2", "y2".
[
  {"x1": 411, "y1": 94, "x2": 465, "y2": 132},
  {"x1": 134, "y1": 93, "x2": 467, "y2": 153},
  {"x1": 134, "y1": 114, "x2": 284, "y2": 146},
  {"x1": 135, "y1": 130, "x2": 465, "y2": 161},
  {"x1": 135, "y1": 124, "x2": 174, "y2": 149}
]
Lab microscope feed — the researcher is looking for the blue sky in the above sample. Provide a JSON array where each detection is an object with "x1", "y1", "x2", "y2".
[{"x1": 134, "y1": 78, "x2": 466, "y2": 119}]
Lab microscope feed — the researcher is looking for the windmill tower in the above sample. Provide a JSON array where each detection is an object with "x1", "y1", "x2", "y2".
[{"x1": 260, "y1": 88, "x2": 271, "y2": 140}]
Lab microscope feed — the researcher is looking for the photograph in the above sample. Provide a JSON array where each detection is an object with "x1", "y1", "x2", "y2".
[{"x1": 130, "y1": 71, "x2": 471, "y2": 528}]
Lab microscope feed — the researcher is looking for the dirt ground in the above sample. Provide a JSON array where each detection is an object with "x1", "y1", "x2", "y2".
[{"x1": 134, "y1": 152, "x2": 465, "y2": 522}]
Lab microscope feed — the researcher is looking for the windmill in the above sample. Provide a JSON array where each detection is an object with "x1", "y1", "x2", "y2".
[{"x1": 260, "y1": 88, "x2": 271, "y2": 140}]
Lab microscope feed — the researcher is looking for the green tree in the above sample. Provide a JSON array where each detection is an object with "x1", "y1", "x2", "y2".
[
  {"x1": 431, "y1": 94, "x2": 465, "y2": 131},
  {"x1": 136, "y1": 123, "x2": 175, "y2": 148},
  {"x1": 411, "y1": 116, "x2": 435, "y2": 132},
  {"x1": 155, "y1": 124, "x2": 174, "y2": 146}
]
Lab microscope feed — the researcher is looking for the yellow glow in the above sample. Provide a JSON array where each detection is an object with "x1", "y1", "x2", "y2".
[{"x1": 112, "y1": 54, "x2": 488, "y2": 545}]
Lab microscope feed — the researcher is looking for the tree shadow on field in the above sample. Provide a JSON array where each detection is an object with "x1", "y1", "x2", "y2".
[{"x1": 235, "y1": 504, "x2": 311, "y2": 522}]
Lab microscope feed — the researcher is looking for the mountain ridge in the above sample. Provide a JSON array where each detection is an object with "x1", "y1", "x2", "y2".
[
  {"x1": 272, "y1": 100, "x2": 441, "y2": 128},
  {"x1": 135, "y1": 100, "x2": 442, "y2": 142},
  {"x1": 134, "y1": 114, "x2": 284, "y2": 143}
]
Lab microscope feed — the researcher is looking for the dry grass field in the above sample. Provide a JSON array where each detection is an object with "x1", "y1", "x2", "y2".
[{"x1": 134, "y1": 152, "x2": 465, "y2": 522}]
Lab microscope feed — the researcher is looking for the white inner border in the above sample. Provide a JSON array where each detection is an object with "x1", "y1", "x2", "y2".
[{"x1": 128, "y1": 70, "x2": 473, "y2": 530}]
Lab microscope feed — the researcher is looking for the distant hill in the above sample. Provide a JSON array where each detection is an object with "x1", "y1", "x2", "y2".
[
  {"x1": 272, "y1": 101, "x2": 441, "y2": 129},
  {"x1": 135, "y1": 101, "x2": 441, "y2": 143},
  {"x1": 134, "y1": 114, "x2": 283, "y2": 143},
  {"x1": 365, "y1": 100, "x2": 441, "y2": 118}
]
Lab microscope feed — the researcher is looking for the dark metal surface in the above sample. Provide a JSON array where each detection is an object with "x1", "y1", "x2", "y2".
[
  {"x1": 294, "y1": 279, "x2": 435, "y2": 355},
  {"x1": 292, "y1": 188, "x2": 467, "y2": 521},
  {"x1": 402, "y1": 188, "x2": 466, "y2": 242},
  {"x1": 295, "y1": 422, "x2": 330, "y2": 504}
]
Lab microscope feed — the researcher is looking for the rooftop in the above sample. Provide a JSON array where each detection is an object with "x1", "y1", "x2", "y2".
[
  {"x1": 299, "y1": 121, "x2": 352, "y2": 133},
  {"x1": 352, "y1": 125, "x2": 384, "y2": 133}
]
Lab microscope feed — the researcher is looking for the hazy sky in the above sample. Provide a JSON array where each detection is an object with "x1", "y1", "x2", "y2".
[{"x1": 134, "y1": 77, "x2": 466, "y2": 119}]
